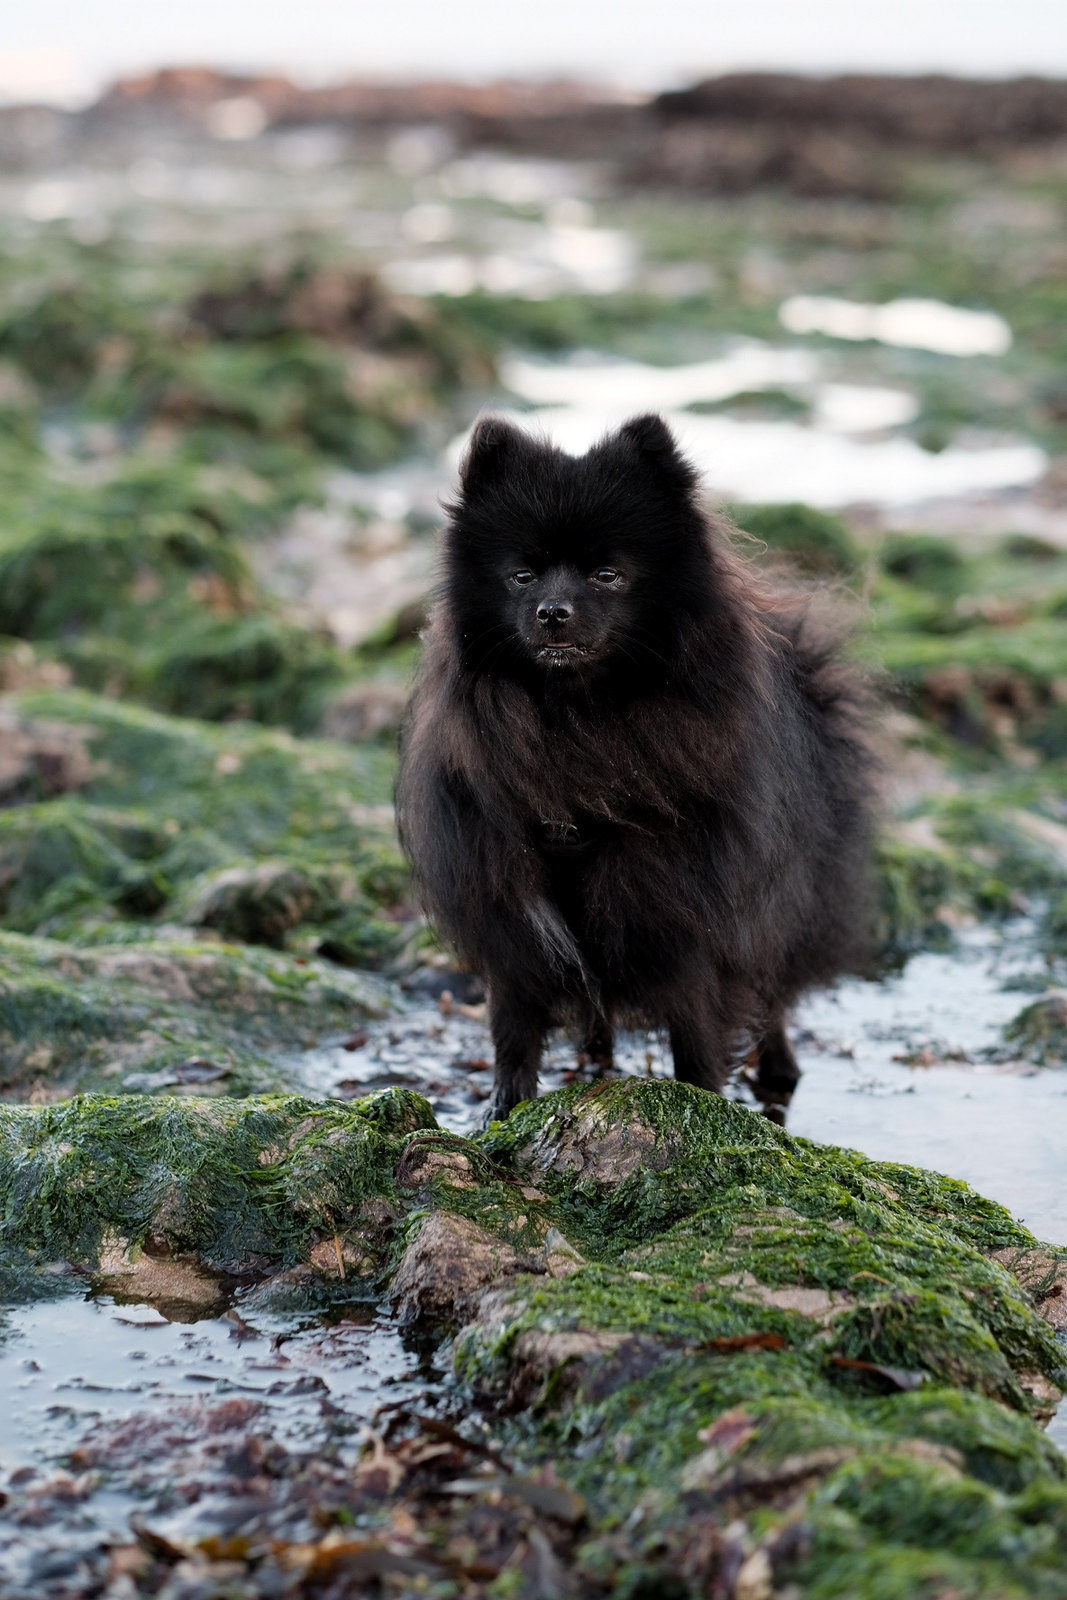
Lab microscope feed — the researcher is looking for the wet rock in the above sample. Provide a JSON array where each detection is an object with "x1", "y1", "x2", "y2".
[
  {"x1": 543, "y1": 1227, "x2": 585, "y2": 1277},
  {"x1": 0, "y1": 928, "x2": 388, "y2": 1096},
  {"x1": 389, "y1": 1210, "x2": 530, "y2": 1322},
  {"x1": 320, "y1": 680, "x2": 408, "y2": 742},
  {"x1": 94, "y1": 1246, "x2": 226, "y2": 1314},
  {"x1": 121, "y1": 1057, "x2": 230, "y2": 1092},
  {"x1": 183, "y1": 861, "x2": 332, "y2": 947},
  {"x1": 509, "y1": 1328, "x2": 668, "y2": 1409},
  {"x1": 0, "y1": 701, "x2": 91, "y2": 804},
  {"x1": 1004, "y1": 990, "x2": 1067, "y2": 1065},
  {"x1": 401, "y1": 963, "x2": 485, "y2": 1004},
  {"x1": 396, "y1": 1140, "x2": 478, "y2": 1191},
  {"x1": 989, "y1": 1245, "x2": 1067, "y2": 1333},
  {"x1": 717, "y1": 1270, "x2": 852, "y2": 1324},
  {"x1": 505, "y1": 1081, "x2": 682, "y2": 1186}
]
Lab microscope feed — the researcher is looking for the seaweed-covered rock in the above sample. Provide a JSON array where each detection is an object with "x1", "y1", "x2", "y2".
[
  {"x1": 183, "y1": 861, "x2": 333, "y2": 947},
  {"x1": 462, "y1": 1082, "x2": 1067, "y2": 1595},
  {"x1": 0, "y1": 692, "x2": 414, "y2": 1097},
  {"x1": 1005, "y1": 990, "x2": 1067, "y2": 1065},
  {"x1": 1, "y1": 1079, "x2": 1065, "y2": 1593},
  {"x1": 320, "y1": 680, "x2": 409, "y2": 742},
  {"x1": 0, "y1": 1088, "x2": 433, "y2": 1274},
  {"x1": 0, "y1": 929, "x2": 388, "y2": 1097},
  {"x1": 0, "y1": 690, "x2": 403, "y2": 941},
  {"x1": 390, "y1": 1211, "x2": 531, "y2": 1322},
  {"x1": 881, "y1": 531, "x2": 966, "y2": 591},
  {"x1": 732, "y1": 501, "x2": 858, "y2": 574},
  {"x1": 0, "y1": 701, "x2": 91, "y2": 803}
]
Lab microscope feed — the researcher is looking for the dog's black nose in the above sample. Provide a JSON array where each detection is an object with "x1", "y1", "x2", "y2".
[{"x1": 537, "y1": 600, "x2": 573, "y2": 625}]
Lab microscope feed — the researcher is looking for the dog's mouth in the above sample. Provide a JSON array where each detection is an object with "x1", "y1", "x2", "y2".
[{"x1": 536, "y1": 641, "x2": 591, "y2": 664}]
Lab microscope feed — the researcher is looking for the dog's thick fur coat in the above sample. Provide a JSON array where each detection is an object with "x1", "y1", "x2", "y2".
[{"x1": 397, "y1": 415, "x2": 873, "y2": 1121}]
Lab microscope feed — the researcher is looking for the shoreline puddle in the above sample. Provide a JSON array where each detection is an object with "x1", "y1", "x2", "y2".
[
  {"x1": 0, "y1": 1292, "x2": 443, "y2": 1590},
  {"x1": 296, "y1": 923, "x2": 1067, "y2": 1245}
]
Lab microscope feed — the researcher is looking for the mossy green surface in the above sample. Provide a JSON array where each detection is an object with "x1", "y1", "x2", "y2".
[
  {"x1": 463, "y1": 1081, "x2": 1067, "y2": 1596},
  {"x1": 1, "y1": 1078, "x2": 1063, "y2": 1595},
  {"x1": 0, "y1": 928, "x2": 389, "y2": 1097},
  {"x1": 0, "y1": 1087, "x2": 434, "y2": 1273},
  {"x1": 731, "y1": 502, "x2": 859, "y2": 575},
  {"x1": 1, "y1": 689, "x2": 404, "y2": 932},
  {"x1": 0, "y1": 689, "x2": 410, "y2": 1096}
]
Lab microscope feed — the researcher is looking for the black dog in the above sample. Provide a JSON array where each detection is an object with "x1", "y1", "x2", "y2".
[{"x1": 397, "y1": 414, "x2": 873, "y2": 1122}]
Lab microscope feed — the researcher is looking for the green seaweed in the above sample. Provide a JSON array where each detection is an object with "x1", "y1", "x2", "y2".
[
  {"x1": 0, "y1": 1076, "x2": 1064, "y2": 1592},
  {"x1": 0, "y1": 927, "x2": 389, "y2": 1096},
  {"x1": 460, "y1": 1082, "x2": 1067, "y2": 1595},
  {"x1": 0, "y1": 1088, "x2": 433, "y2": 1272},
  {"x1": 731, "y1": 502, "x2": 859, "y2": 575}
]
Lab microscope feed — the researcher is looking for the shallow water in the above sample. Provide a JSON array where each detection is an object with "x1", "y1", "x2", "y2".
[
  {"x1": 779, "y1": 295, "x2": 1013, "y2": 357},
  {"x1": 478, "y1": 348, "x2": 1047, "y2": 508},
  {"x1": 0, "y1": 1291, "x2": 439, "y2": 1588},
  {"x1": 296, "y1": 924, "x2": 1067, "y2": 1242}
]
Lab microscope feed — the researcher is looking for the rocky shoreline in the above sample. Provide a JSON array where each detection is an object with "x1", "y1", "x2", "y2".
[{"x1": 1, "y1": 1080, "x2": 1065, "y2": 1596}]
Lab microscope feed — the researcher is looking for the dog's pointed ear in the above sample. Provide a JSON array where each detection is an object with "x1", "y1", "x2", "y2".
[
  {"x1": 460, "y1": 416, "x2": 525, "y2": 494},
  {"x1": 616, "y1": 413, "x2": 697, "y2": 495}
]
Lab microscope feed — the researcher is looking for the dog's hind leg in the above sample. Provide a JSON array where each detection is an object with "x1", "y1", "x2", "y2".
[
  {"x1": 577, "y1": 1009, "x2": 615, "y2": 1075},
  {"x1": 484, "y1": 987, "x2": 546, "y2": 1124},
  {"x1": 668, "y1": 995, "x2": 732, "y2": 1094},
  {"x1": 753, "y1": 1017, "x2": 801, "y2": 1124}
]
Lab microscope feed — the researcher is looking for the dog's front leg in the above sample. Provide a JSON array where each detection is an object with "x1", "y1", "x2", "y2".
[
  {"x1": 484, "y1": 987, "x2": 546, "y2": 1123},
  {"x1": 668, "y1": 991, "x2": 731, "y2": 1094},
  {"x1": 752, "y1": 1015, "x2": 801, "y2": 1123},
  {"x1": 578, "y1": 1007, "x2": 615, "y2": 1075}
]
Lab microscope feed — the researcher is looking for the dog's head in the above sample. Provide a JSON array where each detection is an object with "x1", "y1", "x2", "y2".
[{"x1": 445, "y1": 413, "x2": 711, "y2": 682}]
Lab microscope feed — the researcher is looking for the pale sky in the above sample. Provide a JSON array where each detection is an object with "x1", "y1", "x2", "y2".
[{"x1": 3, "y1": 1, "x2": 1066, "y2": 106}]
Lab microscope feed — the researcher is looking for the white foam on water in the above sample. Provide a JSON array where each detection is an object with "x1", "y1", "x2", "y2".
[{"x1": 780, "y1": 294, "x2": 1012, "y2": 357}]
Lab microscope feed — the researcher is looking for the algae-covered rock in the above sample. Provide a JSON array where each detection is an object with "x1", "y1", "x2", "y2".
[
  {"x1": 876, "y1": 798, "x2": 1067, "y2": 959},
  {"x1": 0, "y1": 692, "x2": 414, "y2": 1096},
  {"x1": 0, "y1": 689, "x2": 405, "y2": 943},
  {"x1": 320, "y1": 679, "x2": 409, "y2": 742},
  {"x1": 182, "y1": 861, "x2": 333, "y2": 947},
  {"x1": 0, "y1": 701, "x2": 92, "y2": 803},
  {"x1": 0, "y1": 1088, "x2": 433, "y2": 1275},
  {"x1": 1, "y1": 1078, "x2": 1065, "y2": 1593},
  {"x1": 0, "y1": 928, "x2": 389, "y2": 1097},
  {"x1": 461, "y1": 1082, "x2": 1067, "y2": 1596},
  {"x1": 881, "y1": 531, "x2": 966, "y2": 591},
  {"x1": 1005, "y1": 990, "x2": 1067, "y2": 1065},
  {"x1": 732, "y1": 502, "x2": 859, "y2": 575}
]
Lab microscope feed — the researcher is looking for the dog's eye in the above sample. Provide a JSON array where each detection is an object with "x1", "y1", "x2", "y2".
[
  {"x1": 512, "y1": 569, "x2": 536, "y2": 585},
  {"x1": 592, "y1": 567, "x2": 620, "y2": 585}
]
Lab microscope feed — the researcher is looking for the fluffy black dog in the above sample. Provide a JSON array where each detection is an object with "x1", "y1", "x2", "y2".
[{"x1": 397, "y1": 414, "x2": 873, "y2": 1123}]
